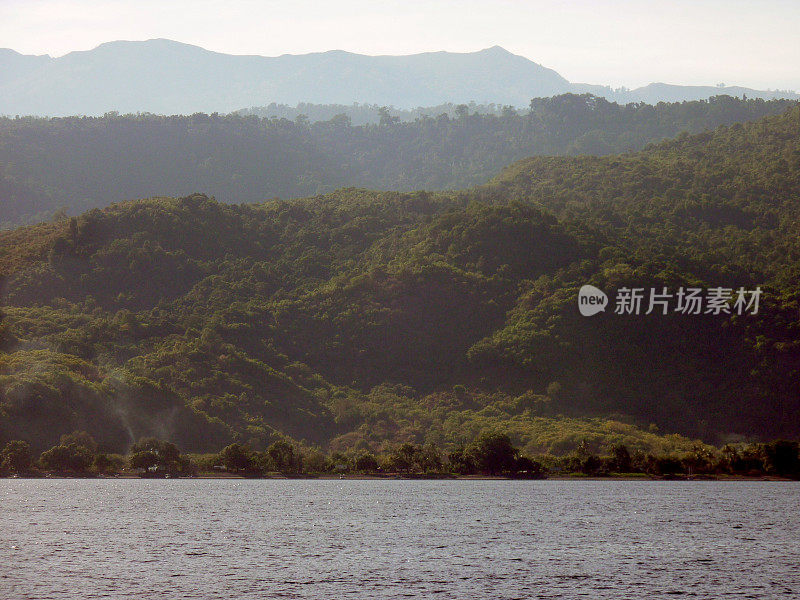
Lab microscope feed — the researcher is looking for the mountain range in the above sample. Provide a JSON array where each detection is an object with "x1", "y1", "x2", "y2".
[{"x1": 1, "y1": 39, "x2": 797, "y2": 116}]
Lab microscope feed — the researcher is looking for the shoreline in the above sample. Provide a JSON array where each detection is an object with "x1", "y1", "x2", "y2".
[{"x1": 4, "y1": 473, "x2": 796, "y2": 482}]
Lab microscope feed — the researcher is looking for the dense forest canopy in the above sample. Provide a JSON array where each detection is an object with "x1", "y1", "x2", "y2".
[
  {"x1": 1, "y1": 106, "x2": 799, "y2": 455},
  {"x1": 1, "y1": 94, "x2": 795, "y2": 228}
]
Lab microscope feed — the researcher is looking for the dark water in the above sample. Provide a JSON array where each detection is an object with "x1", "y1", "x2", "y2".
[{"x1": 1, "y1": 479, "x2": 798, "y2": 599}]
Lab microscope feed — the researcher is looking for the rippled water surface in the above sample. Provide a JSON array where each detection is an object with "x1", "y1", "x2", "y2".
[{"x1": 1, "y1": 479, "x2": 799, "y2": 599}]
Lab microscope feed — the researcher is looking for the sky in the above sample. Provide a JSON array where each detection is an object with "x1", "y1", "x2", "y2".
[{"x1": 2, "y1": 0, "x2": 799, "y2": 91}]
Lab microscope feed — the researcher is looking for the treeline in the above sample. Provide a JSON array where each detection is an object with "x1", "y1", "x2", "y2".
[
  {"x1": 1, "y1": 94, "x2": 795, "y2": 226},
  {"x1": 3, "y1": 432, "x2": 799, "y2": 480},
  {"x1": 237, "y1": 101, "x2": 518, "y2": 125}
]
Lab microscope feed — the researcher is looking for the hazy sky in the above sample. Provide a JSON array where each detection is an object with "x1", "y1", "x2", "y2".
[{"x1": 2, "y1": 0, "x2": 799, "y2": 90}]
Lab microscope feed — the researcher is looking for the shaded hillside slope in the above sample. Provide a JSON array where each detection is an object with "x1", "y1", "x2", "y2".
[{"x1": 1, "y1": 107, "x2": 799, "y2": 453}]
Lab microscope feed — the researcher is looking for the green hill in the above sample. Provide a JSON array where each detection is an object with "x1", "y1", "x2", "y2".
[
  {"x1": 1, "y1": 107, "x2": 799, "y2": 454},
  {"x1": 1, "y1": 94, "x2": 795, "y2": 228}
]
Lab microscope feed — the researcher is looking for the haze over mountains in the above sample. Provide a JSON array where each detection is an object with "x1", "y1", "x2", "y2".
[{"x1": 1, "y1": 39, "x2": 797, "y2": 116}]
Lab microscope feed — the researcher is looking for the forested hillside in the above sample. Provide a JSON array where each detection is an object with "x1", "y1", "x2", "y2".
[
  {"x1": 1, "y1": 94, "x2": 794, "y2": 227},
  {"x1": 1, "y1": 106, "x2": 799, "y2": 455}
]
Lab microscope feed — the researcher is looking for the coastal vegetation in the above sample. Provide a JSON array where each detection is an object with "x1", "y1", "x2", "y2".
[{"x1": 2, "y1": 432, "x2": 798, "y2": 480}]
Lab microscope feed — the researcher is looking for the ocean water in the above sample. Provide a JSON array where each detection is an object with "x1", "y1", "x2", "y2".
[{"x1": 1, "y1": 479, "x2": 798, "y2": 599}]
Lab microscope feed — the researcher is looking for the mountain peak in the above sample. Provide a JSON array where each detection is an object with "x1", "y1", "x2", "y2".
[{"x1": 480, "y1": 45, "x2": 512, "y2": 54}]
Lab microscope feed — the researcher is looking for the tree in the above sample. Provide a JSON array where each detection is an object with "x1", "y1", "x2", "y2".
[
  {"x1": 60, "y1": 431, "x2": 98, "y2": 453},
  {"x1": 378, "y1": 107, "x2": 399, "y2": 126},
  {"x1": 388, "y1": 443, "x2": 421, "y2": 473},
  {"x1": 92, "y1": 453, "x2": 114, "y2": 474},
  {"x1": 467, "y1": 433, "x2": 518, "y2": 475},
  {"x1": 39, "y1": 443, "x2": 93, "y2": 473},
  {"x1": 69, "y1": 217, "x2": 78, "y2": 246},
  {"x1": 682, "y1": 445, "x2": 714, "y2": 475},
  {"x1": 514, "y1": 455, "x2": 546, "y2": 479},
  {"x1": 580, "y1": 454, "x2": 604, "y2": 476},
  {"x1": 302, "y1": 450, "x2": 329, "y2": 473},
  {"x1": 130, "y1": 438, "x2": 180, "y2": 462},
  {"x1": 447, "y1": 447, "x2": 474, "y2": 474},
  {"x1": 129, "y1": 450, "x2": 159, "y2": 472},
  {"x1": 418, "y1": 444, "x2": 443, "y2": 472},
  {"x1": 354, "y1": 452, "x2": 379, "y2": 472},
  {"x1": 219, "y1": 443, "x2": 255, "y2": 472},
  {"x1": 37, "y1": 431, "x2": 100, "y2": 473},
  {"x1": 267, "y1": 440, "x2": 296, "y2": 473},
  {"x1": 128, "y1": 438, "x2": 184, "y2": 475},
  {"x1": 762, "y1": 440, "x2": 800, "y2": 478},
  {"x1": 1, "y1": 440, "x2": 32, "y2": 474},
  {"x1": 610, "y1": 444, "x2": 632, "y2": 472},
  {"x1": 651, "y1": 456, "x2": 683, "y2": 476}
]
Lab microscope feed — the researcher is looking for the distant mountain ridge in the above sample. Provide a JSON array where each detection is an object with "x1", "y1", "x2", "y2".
[{"x1": 0, "y1": 39, "x2": 796, "y2": 116}]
